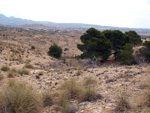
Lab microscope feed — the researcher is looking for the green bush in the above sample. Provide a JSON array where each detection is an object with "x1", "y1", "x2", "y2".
[
  {"x1": 140, "y1": 41, "x2": 150, "y2": 62},
  {"x1": 116, "y1": 43, "x2": 136, "y2": 65},
  {"x1": 114, "y1": 91, "x2": 130, "y2": 112},
  {"x1": 0, "y1": 80, "x2": 42, "y2": 113},
  {"x1": 31, "y1": 46, "x2": 35, "y2": 49},
  {"x1": 48, "y1": 43, "x2": 62, "y2": 59}
]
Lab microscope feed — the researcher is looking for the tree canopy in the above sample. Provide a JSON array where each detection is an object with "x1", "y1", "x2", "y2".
[
  {"x1": 77, "y1": 28, "x2": 142, "y2": 64},
  {"x1": 116, "y1": 43, "x2": 135, "y2": 64},
  {"x1": 103, "y1": 30, "x2": 132, "y2": 51},
  {"x1": 77, "y1": 28, "x2": 112, "y2": 61},
  {"x1": 125, "y1": 30, "x2": 142, "y2": 45}
]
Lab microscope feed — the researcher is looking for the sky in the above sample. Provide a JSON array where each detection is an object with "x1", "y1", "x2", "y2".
[{"x1": 0, "y1": 0, "x2": 150, "y2": 28}]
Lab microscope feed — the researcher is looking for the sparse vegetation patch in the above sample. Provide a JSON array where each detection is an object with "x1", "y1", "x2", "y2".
[{"x1": 0, "y1": 80, "x2": 42, "y2": 113}]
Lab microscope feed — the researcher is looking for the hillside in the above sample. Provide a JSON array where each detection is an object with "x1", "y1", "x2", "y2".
[{"x1": 0, "y1": 26, "x2": 150, "y2": 113}]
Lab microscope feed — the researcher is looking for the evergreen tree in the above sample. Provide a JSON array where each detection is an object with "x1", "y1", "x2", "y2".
[
  {"x1": 139, "y1": 41, "x2": 150, "y2": 62},
  {"x1": 125, "y1": 30, "x2": 142, "y2": 45},
  {"x1": 103, "y1": 30, "x2": 132, "y2": 58},
  {"x1": 116, "y1": 43, "x2": 135, "y2": 65},
  {"x1": 77, "y1": 28, "x2": 112, "y2": 61}
]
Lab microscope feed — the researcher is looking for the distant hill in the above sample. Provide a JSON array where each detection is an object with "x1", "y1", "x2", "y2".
[
  {"x1": 0, "y1": 14, "x2": 150, "y2": 36},
  {"x1": 0, "y1": 14, "x2": 128, "y2": 29},
  {"x1": 0, "y1": 14, "x2": 38, "y2": 25}
]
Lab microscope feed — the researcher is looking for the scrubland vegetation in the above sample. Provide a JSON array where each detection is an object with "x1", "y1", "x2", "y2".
[{"x1": 0, "y1": 25, "x2": 150, "y2": 113}]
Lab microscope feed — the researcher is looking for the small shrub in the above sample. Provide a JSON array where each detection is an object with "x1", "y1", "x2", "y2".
[
  {"x1": 60, "y1": 77, "x2": 101, "y2": 102},
  {"x1": 56, "y1": 93, "x2": 78, "y2": 113},
  {"x1": 38, "y1": 71, "x2": 43, "y2": 75},
  {"x1": 31, "y1": 46, "x2": 35, "y2": 49},
  {"x1": 42, "y1": 91, "x2": 53, "y2": 107},
  {"x1": 61, "y1": 79, "x2": 82, "y2": 100},
  {"x1": 8, "y1": 68, "x2": 18, "y2": 78},
  {"x1": 0, "y1": 80, "x2": 42, "y2": 113},
  {"x1": 24, "y1": 63, "x2": 34, "y2": 69},
  {"x1": 75, "y1": 69, "x2": 82, "y2": 76},
  {"x1": 18, "y1": 68, "x2": 30, "y2": 75},
  {"x1": 1, "y1": 65, "x2": 10, "y2": 72},
  {"x1": 36, "y1": 75, "x2": 40, "y2": 79},
  {"x1": 80, "y1": 77, "x2": 101, "y2": 102},
  {"x1": 56, "y1": 93, "x2": 70, "y2": 113},
  {"x1": 114, "y1": 91, "x2": 130, "y2": 112},
  {"x1": 48, "y1": 43, "x2": 62, "y2": 59},
  {"x1": 64, "y1": 48, "x2": 69, "y2": 51}
]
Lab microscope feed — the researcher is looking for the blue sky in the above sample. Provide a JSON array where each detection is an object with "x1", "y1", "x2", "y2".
[{"x1": 0, "y1": 0, "x2": 150, "y2": 28}]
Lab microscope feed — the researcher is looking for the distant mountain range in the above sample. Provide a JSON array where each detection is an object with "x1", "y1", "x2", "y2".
[
  {"x1": 0, "y1": 14, "x2": 115, "y2": 29},
  {"x1": 0, "y1": 14, "x2": 150, "y2": 36}
]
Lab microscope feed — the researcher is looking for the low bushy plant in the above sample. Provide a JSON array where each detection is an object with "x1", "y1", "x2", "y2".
[
  {"x1": 114, "y1": 91, "x2": 130, "y2": 112},
  {"x1": 0, "y1": 80, "x2": 42, "y2": 113},
  {"x1": 8, "y1": 68, "x2": 18, "y2": 78},
  {"x1": 80, "y1": 77, "x2": 101, "y2": 102},
  {"x1": 24, "y1": 63, "x2": 34, "y2": 69},
  {"x1": 48, "y1": 43, "x2": 62, "y2": 59},
  {"x1": 1, "y1": 65, "x2": 10, "y2": 72},
  {"x1": 42, "y1": 91, "x2": 53, "y2": 107},
  {"x1": 56, "y1": 93, "x2": 70, "y2": 113},
  {"x1": 61, "y1": 79, "x2": 82, "y2": 100},
  {"x1": 18, "y1": 68, "x2": 30, "y2": 75}
]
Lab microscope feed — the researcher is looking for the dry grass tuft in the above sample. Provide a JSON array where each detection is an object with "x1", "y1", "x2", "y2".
[
  {"x1": 24, "y1": 63, "x2": 34, "y2": 69},
  {"x1": 7, "y1": 68, "x2": 18, "y2": 78},
  {"x1": 55, "y1": 77, "x2": 101, "y2": 112},
  {"x1": 1, "y1": 65, "x2": 10, "y2": 72},
  {"x1": 61, "y1": 78, "x2": 82, "y2": 100},
  {"x1": 56, "y1": 93, "x2": 70, "y2": 113},
  {"x1": 18, "y1": 68, "x2": 30, "y2": 75},
  {"x1": 0, "y1": 80, "x2": 42, "y2": 113},
  {"x1": 114, "y1": 91, "x2": 130, "y2": 112},
  {"x1": 42, "y1": 91, "x2": 53, "y2": 107},
  {"x1": 80, "y1": 77, "x2": 102, "y2": 102}
]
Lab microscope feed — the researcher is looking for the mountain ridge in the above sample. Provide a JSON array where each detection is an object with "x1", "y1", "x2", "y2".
[
  {"x1": 1, "y1": 14, "x2": 150, "y2": 30},
  {"x1": 0, "y1": 14, "x2": 150, "y2": 36}
]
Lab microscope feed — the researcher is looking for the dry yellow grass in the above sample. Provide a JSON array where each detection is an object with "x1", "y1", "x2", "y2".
[{"x1": 0, "y1": 80, "x2": 42, "y2": 113}]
